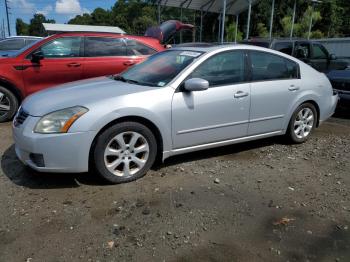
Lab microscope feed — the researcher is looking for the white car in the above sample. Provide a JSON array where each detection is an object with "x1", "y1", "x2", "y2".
[{"x1": 13, "y1": 44, "x2": 338, "y2": 183}]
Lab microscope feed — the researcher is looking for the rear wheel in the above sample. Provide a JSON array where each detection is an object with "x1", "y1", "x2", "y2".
[
  {"x1": 0, "y1": 86, "x2": 19, "y2": 123},
  {"x1": 93, "y1": 122, "x2": 157, "y2": 184},
  {"x1": 287, "y1": 103, "x2": 317, "y2": 143}
]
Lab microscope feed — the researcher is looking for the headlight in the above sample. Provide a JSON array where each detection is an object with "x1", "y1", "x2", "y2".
[{"x1": 34, "y1": 106, "x2": 88, "y2": 134}]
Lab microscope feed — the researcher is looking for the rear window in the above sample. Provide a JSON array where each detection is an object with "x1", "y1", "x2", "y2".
[
  {"x1": 274, "y1": 42, "x2": 293, "y2": 55},
  {"x1": 0, "y1": 39, "x2": 25, "y2": 50},
  {"x1": 126, "y1": 39, "x2": 157, "y2": 56},
  {"x1": 250, "y1": 51, "x2": 299, "y2": 81},
  {"x1": 85, "y1": 37, "x2": 126, "y2": 57}
]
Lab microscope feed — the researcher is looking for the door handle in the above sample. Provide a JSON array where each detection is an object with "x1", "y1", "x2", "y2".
[
  {"x1": 288, "y1": 85, "x2": 300, "y2": 91},
  {"x1": 234, "y1": 91, "x2": 249, "y2": 98},
  {"x1": 123, "y1": 61, "x2": 136, "y2": 66},
  {"x1": 67, "y1": 62, "x2": 81, "y2": 67}
]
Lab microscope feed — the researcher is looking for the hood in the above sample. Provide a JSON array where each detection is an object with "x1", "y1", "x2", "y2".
[
  {"x1": 145, "y1": 20, "x2": 194, "y2": 44},
  {"x1": 22, "y1": 76, "x2": 159, "y2": 116}
]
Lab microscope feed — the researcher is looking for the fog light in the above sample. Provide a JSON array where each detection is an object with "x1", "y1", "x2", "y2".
[{"x1": 29, "y1": 153, "x2": 45, "y2": 167}]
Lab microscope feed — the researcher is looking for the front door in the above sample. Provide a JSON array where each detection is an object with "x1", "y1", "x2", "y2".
[
  {"x1": 248, "y1": 50, "x2": 301, "y2": 135},
  {"x1": 22, "y1": 36, "x2": 83, "y2": 95},
  {"x1": 172, "y1": 50, "x2": 250, "y2": 149}
]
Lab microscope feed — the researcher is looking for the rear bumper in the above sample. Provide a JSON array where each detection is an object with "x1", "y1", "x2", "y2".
[
  {"x1": 13, "y1": 116, "x2": 97, "y2": 173},
  {"x1": 319, "y1": 93, "x2": 339, "y2": 125}
]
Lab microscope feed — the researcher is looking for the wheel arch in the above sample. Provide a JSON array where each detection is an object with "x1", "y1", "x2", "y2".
[
  {"x1": 89, "y1": 115, "x2": 164, "y2": 168},
  {"x1": 302, "y1": 100, "x2": 320, "y2": 127},
  {"x1": 0, "y1": 78, "x2": 24, "y2": 103}
]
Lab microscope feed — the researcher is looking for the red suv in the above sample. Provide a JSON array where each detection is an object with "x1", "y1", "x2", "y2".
[{"x1": 0, "y1": 32, "x2": 165, "y2": 122}]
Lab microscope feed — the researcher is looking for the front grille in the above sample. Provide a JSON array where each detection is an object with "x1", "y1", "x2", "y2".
[
  {"x1": 330, "y1": 80, "x2": 350, "y2": 92},
  {"x1": 14, "y1": 108, "x2": 29, "y2": 126}
]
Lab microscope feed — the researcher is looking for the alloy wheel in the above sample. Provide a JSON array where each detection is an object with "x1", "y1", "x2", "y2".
[
  {"x1": 0, "y1": 92, "x2": 11, "y2": 118},
  {"x1": 293, "y1": 107, "x2": 314, "y2": 139},
  {"x1": 104, "y1": 131, "x2": 150, "y2": 177}
]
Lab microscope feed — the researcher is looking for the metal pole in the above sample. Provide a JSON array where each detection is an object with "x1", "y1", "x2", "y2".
[
  {"x1": 220, "y1": 0, "x2": 226, "y2": 43},
  {"x1": 180, "y1": 7, "x2": 183, "y2": 43},
  {"x1": 157, "y1": 2, "x2": 161, "y2": 25},
  {"x1": 200, "y1": 9, "x2": 203, "y2": 42},
  {"x1": 5, "y1": 0, "x2": 11, "y2": 36},
  {"x1": 246, "y1": 0, "x2": 251, "y2": 40},
  {"x1": 269, "y1": 0, "x2": 275, "y2": 39},
  {"x1": 218, "y1": 14, "x2": 221, "y2": 42},
  {"x1": 308, "y1": 3, "x2": 314, "y2": 39},
  {"x1": 290, "y1": 0, "x2": 296, "y2": 38},
  {"x1": 235, "y1": 14, "x2": 239, "y2": 42}
]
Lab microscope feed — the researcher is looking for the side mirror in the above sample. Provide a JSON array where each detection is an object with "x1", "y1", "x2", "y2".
[
  {"x1": 31, "y1": 50, "x2": 44, "y2": 63},
  {"x1": 183, "y1": 78, "x2": 209, "y2": 92},
  {"x1": 329, "y1": 54, "x2": 337, "y2": 60}
]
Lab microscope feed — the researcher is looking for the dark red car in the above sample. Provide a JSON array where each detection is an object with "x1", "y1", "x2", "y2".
[{"x1": 0, "y1": 32, "x2": 166, "y2": 122}]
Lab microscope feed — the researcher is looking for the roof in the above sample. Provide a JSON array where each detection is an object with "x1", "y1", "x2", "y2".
[
  {"x1": 157, "y1": 0, "x2": 259, "y2": 15},
  {"x1": 2, "y1": 36, "x2": 42, "y2": 39},
  {"x1": 43, "y1": 23, "x2": 126, "y2": 34}
]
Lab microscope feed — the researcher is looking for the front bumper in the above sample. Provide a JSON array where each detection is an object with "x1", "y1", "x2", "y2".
[{"x1": 13, "y1": 115, "x2": 97, "y2": 173}]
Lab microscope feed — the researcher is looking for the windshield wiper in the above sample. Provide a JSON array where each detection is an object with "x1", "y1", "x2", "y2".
[{"x1": 113, "y1": 75, "x2": 150, "y2": 86}]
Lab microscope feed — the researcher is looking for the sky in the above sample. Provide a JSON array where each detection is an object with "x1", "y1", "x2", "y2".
[{"x1": 0, "y1": 0, "x2": 117, "y2": 37}]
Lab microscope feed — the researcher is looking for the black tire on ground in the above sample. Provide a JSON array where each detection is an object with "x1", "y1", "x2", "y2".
[
  {"x1": 0, "y1": 86, "x2": 19, "y2": 123},
  {"x1": 287, "y1": 102, "x2": 317, "y2": 144},
  {"x1": 93, "y1": 121, "x2": 157, "y2": 184}
]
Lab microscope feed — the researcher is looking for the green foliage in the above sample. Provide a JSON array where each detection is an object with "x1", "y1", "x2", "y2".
[
  {"x1": 256, "y1": 22, "x2": 269, "y2": 38},
  {"x1": 226, "y1": 22, "x2": 243, "y2": 42},
  {"x1": 16, "y1": 19, "x2": 29, "y2": 35},
  {"x1": 14, "y1": 0, "x2": 350, "y2": 40}
]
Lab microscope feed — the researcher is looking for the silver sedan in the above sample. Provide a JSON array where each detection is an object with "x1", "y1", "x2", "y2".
[{"x1": 13, "y1": 45, "x2": 338, "y2": 183}]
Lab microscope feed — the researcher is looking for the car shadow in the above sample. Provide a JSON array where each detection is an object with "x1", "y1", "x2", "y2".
[
  {"x1": 155, "y1": 135, "x2": 284, "y2": 169},
  {"x1": 1, "y1": 136, "x2": 285, "y2": 189}
]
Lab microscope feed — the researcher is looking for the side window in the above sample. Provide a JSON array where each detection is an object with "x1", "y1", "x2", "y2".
[
  {"x1": 40, "y1": 37, "x2": 81, "y2": 58},
  {"x1": 295, "y1": 43, "x2": 310, "y2": 59},
  {"x1": 0, "y1": 39, "x2": 25, "y2": 50},
  {"x1": 85, "y1": 37, "x2": 126, "y2": 57},
  {"x1": 126, "y1": 39, "x2": 157, "y2": 56},
  {"x1": 190, "y1": 51, "x2": 245, "y2": 87},
  {"x1": 25, "y1": 39, "x2": 39, "y2": 45},
  {"x1": 274, "y1": 42, "x2": 293, "y2": 55},
  {"x1": 312, "y1": 44, "x2": 328, "y2": 59},
  {"x1": 250, "y1": 51, "x2": 298, "y2": 81}
]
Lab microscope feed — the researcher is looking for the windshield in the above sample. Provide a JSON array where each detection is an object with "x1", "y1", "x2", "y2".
[{"x1": 119, "y1": 50, "x2": 203, "y2": 87}]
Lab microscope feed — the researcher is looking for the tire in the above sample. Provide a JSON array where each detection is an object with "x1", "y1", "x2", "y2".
[
  {"x1": 93, "y1": 122, "x2": 157, "y2": 184},
  {"x1": 0, "y1": 86, "x2": 19, "y2": 123},
  {"x1": 287, "y1": 103, "x2": 317, "y2": 143}
]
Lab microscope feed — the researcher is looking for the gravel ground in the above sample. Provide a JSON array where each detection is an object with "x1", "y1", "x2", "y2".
[{"x1": 0, "y1": 111, "x2": 349, "y2": 262}]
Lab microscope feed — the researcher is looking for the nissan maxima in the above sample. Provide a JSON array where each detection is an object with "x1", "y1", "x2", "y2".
[{"x1": 12, "y1": 45, "x2": 338, "y2": 183}]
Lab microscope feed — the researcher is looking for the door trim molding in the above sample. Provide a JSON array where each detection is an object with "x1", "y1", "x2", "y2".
[
  {"x1": 164, "y1": 130, "x2": 283, "y2": 160},
  {"x1": 177, "y1": 120, "x2": 249, "y2": 135}
]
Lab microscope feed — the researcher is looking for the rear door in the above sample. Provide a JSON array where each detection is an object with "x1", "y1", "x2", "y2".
[
  {"x1": 248, "y1": 51, "x2": 301, "y2": 135},
  {"x1": 82, "y1": 36, "x2": 131, "y2": 78},
  {"x1": 22, "y1": 36, "x2": 83, "y2": 95}
]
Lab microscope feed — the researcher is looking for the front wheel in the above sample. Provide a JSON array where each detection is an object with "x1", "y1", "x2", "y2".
[
  {"x1": 0, "y1": 86, "x2": 19, "y2": 122},
  {"x1": 93, "y1": 122, "x2": 157, "y2": 184},
  {"x1": 287, "y1": 103, "x2": 317, "y2": 143}
]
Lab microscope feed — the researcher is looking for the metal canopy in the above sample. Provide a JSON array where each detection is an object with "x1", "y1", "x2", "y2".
[
  {"x1": 43, "y1": 23, "x2": 126, "y2": 34},
  {"x1": 156, "y1": 0, "x2": 258, "y2": 15},
  {"x1": 156, "y1": 0, "x2": 259, "y2": 43}
]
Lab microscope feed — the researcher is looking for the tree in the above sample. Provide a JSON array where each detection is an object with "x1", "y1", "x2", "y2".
[
  {"x1": 28, "y1": 14, "x2": 55, "y2": 36},
  {"x1": 16, "y1": 18, "x2": 29, "y2": 35},
  {"x1": 226, "y1": 22, "x2": 243, "y2": 42}
]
